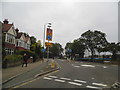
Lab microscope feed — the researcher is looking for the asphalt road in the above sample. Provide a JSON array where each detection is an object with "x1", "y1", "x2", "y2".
[{"x1": 10, "y1": 59, "x2": 118, "y2": 89}]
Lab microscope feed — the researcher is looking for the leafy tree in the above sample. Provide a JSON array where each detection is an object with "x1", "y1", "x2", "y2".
[
  {"x1": 65, "y1": 42, "x2": 72, "y2": 58},
  {"x1": 31, "y1": 42, "x2": 42, "y2": 58},
  {"x1": 71, "y1": 39, "x2": 86, "y2": 58},
  {"x1": 81, "y1": 30, "x2": 108, "y2": 60},
  {"x1": 30, "y1": 36, "x2": 37, "y2": 51},
  {"x1": 105, "y1": 42, "x2": 120, "y2": 60},
  {"x1": 49, "y1": 43, "x2": 63, "y2": 58}
]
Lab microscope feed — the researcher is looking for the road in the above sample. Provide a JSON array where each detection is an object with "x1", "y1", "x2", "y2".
[{"x1": 10, "y1": 59, "x2": 118, "y2": 89}]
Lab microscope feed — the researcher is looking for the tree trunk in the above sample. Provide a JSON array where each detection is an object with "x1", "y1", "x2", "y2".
[{"x1": 91, "y1": 49, "x2": 94, "y2": 62}]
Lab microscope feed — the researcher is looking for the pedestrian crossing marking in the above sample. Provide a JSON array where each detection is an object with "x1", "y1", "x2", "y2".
[
  {"x1": 43, "y1": 77, "x2": 52, "y2": 80},
  {"x1": 43, "y1": 76, "x2": 108, "y2": 89},
  {"x1": 60, "y1": 77, "x2": 71, "y2": 80},
  {"x1": 68, "y1": 82, "x2": 82, "y2": 86},
  {"x1": 92, "y1": 83, "x2": 107, "y2": 87},
  {"x1": 54, "y1": 79, "x2": 65, "y2": 82},
  {"x1": 74, "y1": 79, "x2": 87, "y2": 83},
  {"x1": 86, "y1": 85, "x2": 102, "y2": 89},
  {"x1": 48, "y1": 75, "x2": 58, "y2": 78}
]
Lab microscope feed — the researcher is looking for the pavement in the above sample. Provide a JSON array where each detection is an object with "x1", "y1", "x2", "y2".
[
  {"x1": 3, "y1": 59, "x2": 43, "y2": 83},
  {"x1": 2, "y1": 58, "x2": 59, "y2": 89}
]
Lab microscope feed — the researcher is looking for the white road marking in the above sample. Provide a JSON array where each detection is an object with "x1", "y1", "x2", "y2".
[
  {"x1": 74, "y1": 79, "x2": 87, "y2": 83},
  {"x1": 43, "y1": 77, "x2": 52, "y2": 80},
  {"x1": 103, "y1": 66, "x2": 107, "y2": 68},
  {"x1": 92, "y1": 77, "x2": 95, "y2": 80},
  {"x1": 60, "y1": 77, "x2": 71, "y2": 80},
  {"x1": 86, "y1": 85, "x2": 102, "y2": 89},
  {"x1": 81, "y1": 64, "x2": 95, "y2": 68},
  {"x1": 68, "y1": 82, "x2": 82, "y2": 86},
  {"x1": 92, "y1": 83, "x2": 107, "y2": 87},
  {"x1": 48, "y1": 75, "x2": 58, "y2": 78},
  {"x1": 73, "y1": 66, "x2": 80, "y2": 68},
  {"x1": 54, "y1": 79, "x2": 65, "y2": 82}
]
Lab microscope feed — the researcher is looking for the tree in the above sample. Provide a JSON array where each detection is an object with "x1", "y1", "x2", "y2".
[
  {"x1": 81, "y1": 30, "x2": 108, "y2": 60},
  {"x1": 65, "y1": 42, "x2": 72, "y2": 58},
  {"x1": 105, "y1": 42, "x2": 120, "y2": 60},
  {"x1": 30, "y1": 36, "x2": 37, "y2": 51},
  {"x1": 31, "y1": 42, "x2": 42, "y2": 58},
  {"x1": 49, "y1": 43, "x2": 63, "y2": 58},
  {"x1": 71, "y1": 39, "x2": 86, "y2": 59}
]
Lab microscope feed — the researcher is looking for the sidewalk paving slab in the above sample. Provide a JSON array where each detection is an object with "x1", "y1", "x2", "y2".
[{"x1": 2, "y1": 59, "x2": 45, "y2": 83}]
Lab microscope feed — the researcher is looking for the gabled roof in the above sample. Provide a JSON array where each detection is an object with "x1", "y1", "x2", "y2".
[
  {"x1": 16, "y1": 32, "x2": 23, "y2": 39},
  {"x1": 25, "y1": 36, "x2": 30, "y2": 43},
  {"x1": 2, "y1": 23, "x2": 13, "y2": 32}
]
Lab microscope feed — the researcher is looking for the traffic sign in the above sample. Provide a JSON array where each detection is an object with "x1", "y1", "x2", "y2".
[
  {"x1": 42, "y1": 49, "x2": 46, "y2": 52},
  {"x1": 46, "y1": 28, "x2": 52, "y2": 41},
  {"x1": 45, "y1": 42, "x2": 53, "y2": 47}
]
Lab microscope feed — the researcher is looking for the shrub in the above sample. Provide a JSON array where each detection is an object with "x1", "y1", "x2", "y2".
[
  {"x1": 16, "y1": 50, "x2": 38, "y2": 62},
  {"x1": 3, "y1": 55, "x2": 23, "y2": 62}
]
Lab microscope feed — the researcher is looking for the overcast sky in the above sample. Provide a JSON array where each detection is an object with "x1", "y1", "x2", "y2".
[{"x1": 1, "y1": 1, "x2": 118, "y2": 48}]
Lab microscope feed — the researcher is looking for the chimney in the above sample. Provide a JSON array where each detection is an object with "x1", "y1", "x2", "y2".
[
  {"x1": 3, "y1": 19, "x2": 9, "y2": 24},
  {"x1": 15, "y1": 28, "x2": 19, "y2": 34}
]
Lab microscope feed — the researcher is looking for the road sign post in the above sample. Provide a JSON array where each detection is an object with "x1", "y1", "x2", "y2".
[{"x1": 45, "y1": 24, "x2": 52, "y2": 64}]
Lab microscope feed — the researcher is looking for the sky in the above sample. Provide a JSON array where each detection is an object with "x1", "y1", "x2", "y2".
[{"x1": 1, "y1": 0, "x2": 119, "y2": 48}]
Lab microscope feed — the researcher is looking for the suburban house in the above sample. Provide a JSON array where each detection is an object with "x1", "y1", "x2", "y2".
[
  {"x1": 2, "y1": 19, "x2": 16, "y2": 55},
  {"x1": 2, "y1": 19, "x2": 31, "y2": 55},
  {"x1": 15, "y1": 28, "x2": 31, "y2": 50}
]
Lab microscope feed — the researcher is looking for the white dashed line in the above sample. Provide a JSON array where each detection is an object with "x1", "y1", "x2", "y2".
[
  {"x1": 48, "y1": 75, "x2": 58, "y2": 78},
  {"x1": 103, "y1": 66, "x2": 107, "y2": 68},
  {"x1": 74, "y1": 79, "x2": 87, "y2": 83},
  {"x1": 86, "y1": 85, "x2": 102, "y2": 89},
  {"x1": 43, "y1": 77, "x2": 52, "y2": 80},
  {"x1": 92, "y1": 83, "x2": 107, "y2": 87},
  {"x1": 68, "y1": 82, "x2": 82, "y2": 86},
  {"x1": 73, "y1": 66, "x2": 80, "y2": 68},
  {"x1": 60, "y1": 77, "x2": 71, "y2": 80},
  {"x1": 54, "y1": 79, "x2": 66, "y2": 83},
  {"x1": 81, "y1": 65, "x2": 95, "y2": 68}
]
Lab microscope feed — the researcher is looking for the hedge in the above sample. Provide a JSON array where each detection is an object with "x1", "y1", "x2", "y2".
[
  {"x1": 3, "y1": 55, "x2": 23, "y2": 62},
  {"x1": 3, "y1": 55, "x2": 23, "y2": 68},
  {"x1": 16, "y1": 50, "x2": 38, "y2": 62}
]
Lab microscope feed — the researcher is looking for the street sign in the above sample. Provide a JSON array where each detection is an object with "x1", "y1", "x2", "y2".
[
  {"x1": 46, "y1": 28, "x2": 52, "y2": 41},
  {"x1": 69, "y1": 49, "x2": 72, "y2": 52},
  {"x1": 45, "y1": 42, "x2": 52, "y2": 47},
  {"x1": 42, "y1": 49, "x2": 46, "y2": 52}
]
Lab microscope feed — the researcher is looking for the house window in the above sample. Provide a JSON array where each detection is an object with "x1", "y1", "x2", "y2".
[{"x1": 6, "y1": 33, "x2": 15, "y2": 44}]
